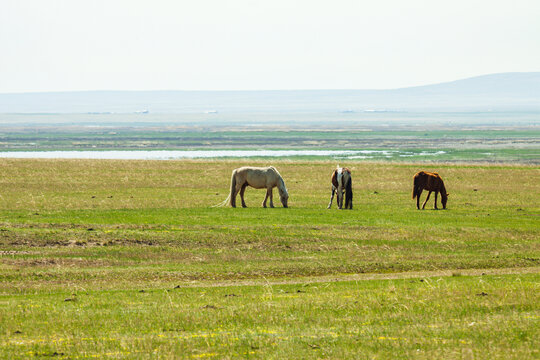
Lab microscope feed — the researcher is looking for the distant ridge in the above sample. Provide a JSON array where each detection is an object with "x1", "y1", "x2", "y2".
[{"x1": 0, "y1": 72, "x2": 539, "y2": 113}]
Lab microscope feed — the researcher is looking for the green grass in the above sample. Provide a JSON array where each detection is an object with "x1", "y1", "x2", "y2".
[
  {"x1": 0, "y1": 159, "x2": 539, "y2": 358},
  {"x1": 2, "y1": 274, "x2": 538, "y2": 359}
]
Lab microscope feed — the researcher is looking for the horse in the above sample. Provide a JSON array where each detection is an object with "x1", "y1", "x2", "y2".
[
  {"x1": 327, "y1": 166, "x2": 353, "y2": 209},
  {"x1": 218, "y1": 166, "x2": 289, "y2": 208},
  {"x1": 412, "y1": 171, "x2": 448, "y2": 210}
]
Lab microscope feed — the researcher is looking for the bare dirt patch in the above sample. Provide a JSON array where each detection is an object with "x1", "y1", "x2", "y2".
[{"x1": 175, "y1": 266, "x2": 540, "y2": 289}]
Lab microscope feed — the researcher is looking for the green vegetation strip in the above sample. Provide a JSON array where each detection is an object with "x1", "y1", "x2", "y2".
[{"x1": 1, "y1": 128, "x2": 539, "y2": 163}]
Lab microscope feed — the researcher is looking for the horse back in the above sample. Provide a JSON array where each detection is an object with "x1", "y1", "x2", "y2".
[
  {"x1": 240, "y1": 166, "x2": 282, "y2": 189},
  {"x1": 418, "y1": 171, "x2": 444, "y2": 191}
]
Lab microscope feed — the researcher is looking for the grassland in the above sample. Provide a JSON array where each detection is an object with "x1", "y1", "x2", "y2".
[{"x1": 0, "y1": 159, "x2": 539, "y2": 359}]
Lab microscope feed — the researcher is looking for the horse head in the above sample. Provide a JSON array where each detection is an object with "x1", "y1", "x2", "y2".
[
  {"x1": 277, "y1": 178, "x2": 289, "y2": 208},
  {"x1": 442, "y1": 193, "x2": 449, "y2": 209},
  {"x1": 280, "y1": 193, "x2": 289, "y2": 208}
]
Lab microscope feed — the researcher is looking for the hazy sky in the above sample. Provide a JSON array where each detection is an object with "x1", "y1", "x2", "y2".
[{"x1": 1, "y1": 0, "x2": 539, "y2": 92}]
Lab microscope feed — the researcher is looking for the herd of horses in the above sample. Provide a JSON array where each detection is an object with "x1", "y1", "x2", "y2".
[{"x1": 220, "y1": 166, "x2": 449, "y2": 210}]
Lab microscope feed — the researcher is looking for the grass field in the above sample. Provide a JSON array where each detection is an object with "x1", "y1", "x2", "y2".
[{"x1": 0, "y1": 159, "x2": 539, "y2": 359}]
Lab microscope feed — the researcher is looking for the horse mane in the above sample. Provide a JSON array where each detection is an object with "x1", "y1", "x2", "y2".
[
  {"x1": 277, "y1": 175, "x2": 288, "y2": 196},
  {"x1": 440, "y1": 181, "x2": 448, "y2": 197}
]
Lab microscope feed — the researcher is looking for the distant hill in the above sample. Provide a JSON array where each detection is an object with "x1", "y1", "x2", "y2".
[{"x1": 0, "y1": 72, "x2": 539, "y2": 113}]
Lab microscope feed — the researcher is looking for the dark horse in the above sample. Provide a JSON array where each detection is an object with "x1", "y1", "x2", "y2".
[
  {"x1": 412, "y1": 171, "x2": 448, "y2": 210},
  {"x1": 327, "y1": 167, "x2": 353, "y2": 209}
]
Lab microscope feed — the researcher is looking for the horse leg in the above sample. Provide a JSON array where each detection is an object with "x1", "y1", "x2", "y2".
[
  {"x1": 337, "y1": 190, "x2": 343, "y2": 209},
  {"x1": 434, "y1": 191, "x2": 438, "y2": 210},
  {"x1": 240, "y1": 184, "x2": 248, "y2": 208},
  {"x1": 231, "y1": 183, "x2": 240, "y2": 208},
  {"x1": 268, "y1": 188, "x2": 274, "y2": 208},
  {"x1": 422, "y1": 191, "x2": 432, "y2": 210},
  {"x1": 327, "y1": 186, "x2": 335, "y2": 209},
  {"x1": 416, "y1": 189, "x2": 422, "y2": 209},
  {"x1": 262, "y1": 188, "x2": 269, "y2": 208}
]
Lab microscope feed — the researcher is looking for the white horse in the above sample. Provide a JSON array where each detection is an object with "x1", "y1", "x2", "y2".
[
  {"x1": 327, "y1": 166, "x2": 353, "y2": 209},
  {"x1": 217, "y1": 166, "x2": 289, "y2": 208}
]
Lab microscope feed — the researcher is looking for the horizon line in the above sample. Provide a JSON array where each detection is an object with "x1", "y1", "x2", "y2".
[{"x1": 1, "y1": 71, "x2": 538, "y2": 95}]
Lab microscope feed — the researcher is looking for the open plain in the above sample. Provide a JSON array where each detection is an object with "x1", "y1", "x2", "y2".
[{"x1": 0, "y1": 159, "x2": 539, "y2": 359}]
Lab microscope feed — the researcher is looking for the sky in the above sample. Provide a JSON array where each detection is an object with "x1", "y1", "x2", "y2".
[{"x1": 1, "y1": 0, "x2": 539, "y2": 93}]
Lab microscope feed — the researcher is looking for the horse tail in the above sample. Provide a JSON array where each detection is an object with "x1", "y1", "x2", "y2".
[
  {"x1": 229, "y1": 170, "x2": 237, "y2": 207},
  {"x1": 412, "y1": 173, "x2": 421, "y2": 199},
  {"x1": 212, "y1": 194, "x2": 230, "y2": 208},
  {"x1": 211, "y1": 170, "x2": 235, "y2": 207},
  {"x1": 345, "y1": 175, "x2": 353, "y2": 209}
]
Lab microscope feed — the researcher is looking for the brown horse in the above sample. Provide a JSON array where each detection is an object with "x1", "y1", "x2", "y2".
[
  {"x1": 412, "y1": 171, "x2": 448, "y2": 210},
  {"x1": 327, "y1": 166, "x2": 353, "y2": 209}
]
